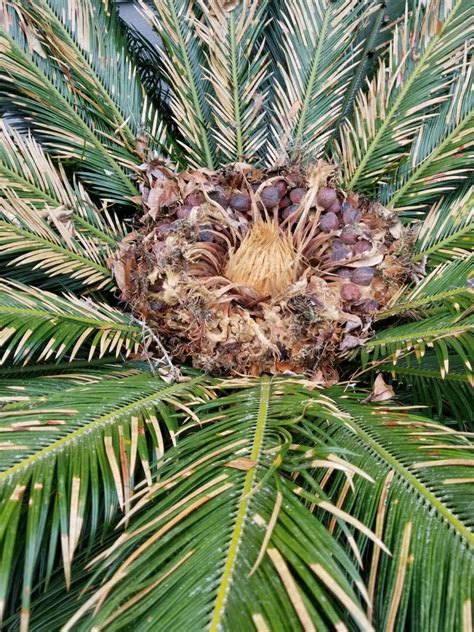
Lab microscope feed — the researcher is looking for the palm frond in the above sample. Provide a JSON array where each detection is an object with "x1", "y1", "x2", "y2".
[
  {"x1": 382, "y1": 54, "x2": 474, "y2": 214},
  {"x1": 0, "y1": 372, "x2": 207, "y2": 629},
  {"x1": 49, "y1": 379, "x2": 376, "y2": 632},
  {"x1": 0, "y1": 121, "x2": 125, "y2": 250},
  {"x1": 378, "y1": 354, "x2": 474, "y2": 426},
  {"x1": 0, "y1": 281, "x2": 142, "y2": 365},
  {"x1": 331, "y1": 0, "x2": 407, "y2": 135},
  {"x1": 361, "y1": 312, "x2": 473, "y2": 382},
  {"x1": 269, "y1": 0, "x2": 372, "y2": 164},
  {"x1": 320, "y1": 394, "x2": 474, "y2": 630},
  {"x1": 0, "y1": 192, "x2": 113, "y2": 289},
  {"x1": 142, "y1": 0, "x2": 215, "y2": 169},
  {"x1": 0, "y1": 1, "x2": 146, "y2": 201},
  {"x1": 196, "y1": 0, "x2": 269, "y2": 163},
  {"x1": 337, "y1": 0, "x2": 470, "y2": 192},
  {"x1": 413, "y1": 184, "x2": 474, "y2": 264},
  {"x1": 381, "y1": 256, "x2": 473, "y2": 316}
]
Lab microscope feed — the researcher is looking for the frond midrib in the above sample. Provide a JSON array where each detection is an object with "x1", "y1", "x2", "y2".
[
  {"x1": 208, "y1": 375, "x2": 271, "y2": 630},
  {"x1": 0, "y1": 304, "x2": 138, "y2": 330}
]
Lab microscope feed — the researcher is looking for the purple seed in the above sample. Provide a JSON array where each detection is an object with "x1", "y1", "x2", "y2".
[
  {"x1": 290, "y1": 187, "x2": 306, "y2": 204},
  {"x1": 275, "y1": 181, "x2": 287, "y2": 197},
  {"x1": 281, "y1": 204, "x2": 300, "y2": 221},
  {"x1": 335, "y1": 267, "x2": 353, "y2": 279},
  {"x1": 341, "y1": 283, "x2": 361, "y2": 301},
  {"x1": 328, "y1": 199, "x2": 341, "y2": 214},
  {"x1": 353, "y1": 299, "x2": 380, "y2": 315},
  {"x1": 317, "y1": 187, "x2": 338, "y2": 209},
  {"x1": 340, "y1": 226, "x2": 358, "y2": 245},
  {"x1": 209, "y1": 187, "x2": 228, "y2": 208},
  {"x1": 261, "y1": 186, "x2": 281, "y2": 209},
  {"x1": 230, "y1": 193, "x2": 251, "y2": 212},
  {"x1": 351, "y1": 266, "x2": 375, "y2": 286},
  {"x1": 279, "y1": 195, "x2": 292, "y2": 210},
  {"x1": 319, "y1": 211, "x2": 339, "y2": 233},
  {"x1": 329, "y1": 245, "x2": 351, "y2": 261},
  {"x1": 352, "y1": 240, "x2": 371, "y2": 255},
  {"x1": 342, "y1": 206, "x2": 361, "y2": 224},
  {"x1": 185, "y1": 192, "x2": 204, "y2": 207},
  {"x1": 176, "y1": 205, "x2": 192, "y2": 219}
]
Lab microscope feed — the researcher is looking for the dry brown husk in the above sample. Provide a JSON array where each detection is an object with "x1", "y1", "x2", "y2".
[{"x1": 109, "y1": 160, "x2": 410, "y2": 381}]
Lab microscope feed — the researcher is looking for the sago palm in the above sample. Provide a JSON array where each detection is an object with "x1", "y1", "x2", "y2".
[{"x1": 0, "y1": 0, "x2": 472, "y2": 630}]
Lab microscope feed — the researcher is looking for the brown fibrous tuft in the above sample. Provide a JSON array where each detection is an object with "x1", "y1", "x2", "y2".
[{"x1": 109, "y1": 160, "x2": 411, "y2": 381}]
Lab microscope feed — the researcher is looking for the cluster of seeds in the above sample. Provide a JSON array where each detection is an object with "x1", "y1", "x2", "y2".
[{"x1": 110, "y1": 162, "x2": 408, "y2": 381}]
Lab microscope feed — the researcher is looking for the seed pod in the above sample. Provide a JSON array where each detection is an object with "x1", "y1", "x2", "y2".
[
  {"x1": 352, "y1": 240, "x2": 371, "y2": 255},
  {"x1": 176, "y1": 205, "x2": 192, "y2": 219},
  {"x1": 316, "y1": 186, "x2": 337, "y2": 209},
  {"x1": 335, "y1": 267, "x2": 352, "y2": 279},
  {"x1": 279, "y1": 195, "x2": 291, "y2": 210},
  {"x1": 340, "y1": 225, "x2": 358, "y2": 245},
  {"x1": 342, "y1": 206, "x2": 361, "y2": 224},
  {"x1": 353, "y1": 298, "x2": 380, "y2": 315},
  {"x1": 328, "y1": 199, "x2": 341, "y2": 214},
  {"x1": 155, "y1": 222, "x2": 172, "y2": 238},
  {"x1": 281, "y1": 204, "x2": 300, "y2": 221},
  {"x1": 341, "y1": 283, "x2": 361, "y2": 301},
  {"x1": 261, "y1": 186, "x2": 281, "y2": 209},
  {"x1": 275, "y1": 180, "x2": 287, "y2": 198},
  {"x1": 230, "y1": 193, "x2": 251, "y2": 212},
  {"x1": 185, "y1": 192, "x2": 205, "y2": 207},
  {"x1": 250, "y1": 182, "x2": 261, "y2": 192},
  {"x1": 290, "y1": 187, "x2": 306, "y2": 204},
  {"x1": 351, "y1": 266, "x2": 375, "y2": 286},
  {"x1": 329, "y1": 244, "x2": 351, "y2": 261},
  {"x1": 209, "y1": 186, "x2": 228, "y2": 208},
  {"x1": 320, "y1": 211, "x2": 339, "y2": 233}
]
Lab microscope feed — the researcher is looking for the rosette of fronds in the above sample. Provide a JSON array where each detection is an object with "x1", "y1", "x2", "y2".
[{"x1": 0, "y1": 0, "x2": 472, "y2": 631}]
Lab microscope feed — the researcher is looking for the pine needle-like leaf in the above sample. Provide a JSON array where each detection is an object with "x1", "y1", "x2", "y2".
[
  {"x1": 0, "y1": 281, "x2": 142, "y2": 365},
  {"x1": 142, "y1": 0, "x2": 216, "y2": 169},
  {"x1": 321, "y1": 394, "x2": 474, "y2": 631},
  {"x1": 269, "y1": 0, "x2": 372, "y2": 164},
  {"x1": 337, "y1": 0, "x2": 471, "y2": 192},
  {"x1": 0, "y1": 372, "x2": 206, "y2": 630},
  {"x1": 196, "y1": 0, "x2": 269, "y2": 163},
  {"x1": 383, "y1": 53, "x2": 474, "y2": 213},
  {"x1": 0, "y1": 0, "x2": 156, "y2": 201},
  {"x1": 413, "y1": 184, "x2": 474, "y2": 264}
]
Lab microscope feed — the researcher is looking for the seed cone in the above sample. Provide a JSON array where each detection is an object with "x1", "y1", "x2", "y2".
[{"x1": 109, "y1": 160, "x2": 410, "y2": 381}]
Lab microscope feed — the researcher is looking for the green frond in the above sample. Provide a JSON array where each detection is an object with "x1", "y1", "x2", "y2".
[
  {"x1": 413, "y1": 184, "x2": 474, "y2": 264},
  {"x1": 331, "y1": 0, "x2": 407, "y2": 135},
  {"x1": 196, "y1": 0, "x2": 269, "y2": 163},
  {"x1": 378, "y1": 354, "x2": 474, "y2": 426},
  {"x1": 382, "y1": 56, "x2": 474, "y2": 214},
  {"x1": 143, "y1": 0, "x2": 216, "y2": 169},
  {"x1": 269, "y1": 0, "x2": 371, "y2": 163},
  {"x1": 381, "y1": 256, "x2": 473, "y2": 316},
  {"x1": 0, "y1": 281, "x2": 142, "y2": 365},
  {"x1": 0, "y1": 192, "x2": 113, "y2": 289},
  {"x1": 0, "y1": 122, "x2": 125, "y2": 250},
  {"x1": 320, "y1": 394, "x2": 474, "y2": 631},
  {"x1": 42, "y1": 379, "x2": 374, "y2": 632},
  {"x1": 0, "y1": 2, "x2": 142, "y2": 201},
  {"x1": 338, "y1": 0, "x2": 470, "y2": 192},
  {"x1": 361, "y1": 312, "x2": 474, "y2": 381},
  {"x1": 0, "y1": 372, "x2": 207, "y2": 629},
  {"x1": 20, "y1": 0, "x2": 166, "y2": 150}
]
